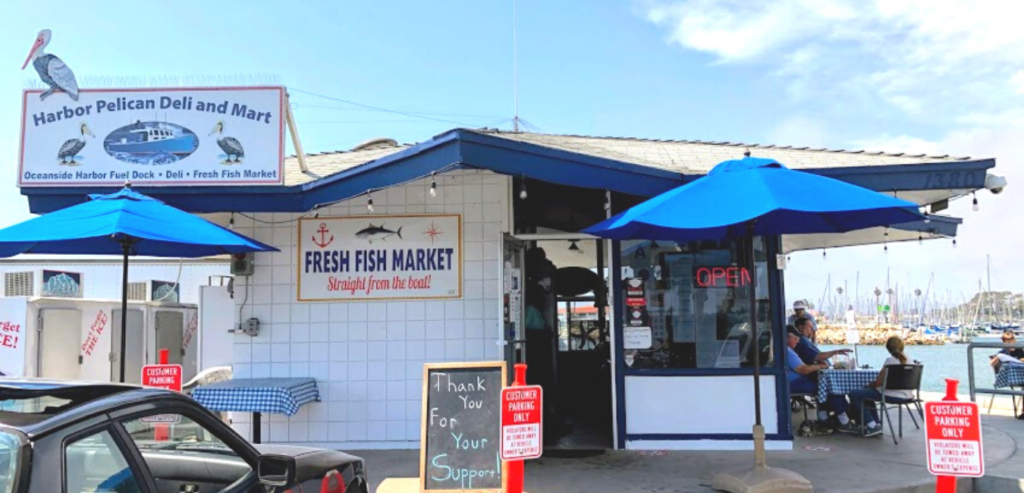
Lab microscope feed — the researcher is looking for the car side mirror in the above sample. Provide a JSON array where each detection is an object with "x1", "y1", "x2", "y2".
[{"x1": 257, "y1": 454, "x2": 296, "y2": 488}]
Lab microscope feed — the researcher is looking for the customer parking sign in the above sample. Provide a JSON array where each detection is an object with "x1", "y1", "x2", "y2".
[{"x1": 924, "y1": 401, "x2": 984, "y2": 477}]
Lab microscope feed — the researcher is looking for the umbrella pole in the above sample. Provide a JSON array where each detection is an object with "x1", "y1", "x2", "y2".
[
  {"x1": 748, "y1": 232, "x2": 765, "y2": 468},
  {"x1": 119, "y1": 241, "x2": 129, "y2": 383},
  {"x1": 712, "y1": 229, "x2": 812, "y2": 493}
]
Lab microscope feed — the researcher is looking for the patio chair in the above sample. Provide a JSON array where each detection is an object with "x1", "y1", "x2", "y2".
[
  {"x1": 790, "y1": 392, "x2": 815, "y2": 422},
  {"x1": 861, "y1": 364, "x2": 924, "y2": 445}
]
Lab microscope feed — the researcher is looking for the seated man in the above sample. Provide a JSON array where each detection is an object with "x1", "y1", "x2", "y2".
[
  {"x1": 788, "y1": 301, "x2": 818, "y2": 342},
  {"x1": 791, "y1": 317, "x2": 851, "y2": 366},
  {"x1": 991, "y1": 330, "x2": 1024, "y2": 372},
  {"x1": 786, "y1": 332, "x2": 856, "y2": 432}
]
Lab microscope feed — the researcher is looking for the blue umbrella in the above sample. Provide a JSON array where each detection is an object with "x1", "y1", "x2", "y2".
[
  {"x1": 584, "y1": 156, "x2": 921, "y2": 490},
  {"x1": 585, "y1": 156, "x2": 922, "y2": 240},
  {"x1": 0, "y1": 187, "x2": 277, "y2": 382}
]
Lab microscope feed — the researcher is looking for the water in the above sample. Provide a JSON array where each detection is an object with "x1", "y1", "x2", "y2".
[{"x1": 820, "y1": 343, "x2": 1002, "y2": 393}]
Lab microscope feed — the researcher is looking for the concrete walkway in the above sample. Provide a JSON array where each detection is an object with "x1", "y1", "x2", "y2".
[{"x1": 357, "y1": 410, "x2": 1024, "y2": 493}]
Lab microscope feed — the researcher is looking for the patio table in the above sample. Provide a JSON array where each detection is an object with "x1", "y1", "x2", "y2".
[
  {"x1": 191, "y1": 377, "x2": 320, "y2": 443},
  {"x1": 816, "y1": 369, "x2": 877, "y2": 404},
  {"x1": 994, "y1": 364, "x2": 1024, "y2": 418}
]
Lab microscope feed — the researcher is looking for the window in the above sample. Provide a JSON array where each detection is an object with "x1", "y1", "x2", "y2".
[
  {"x1": 620, "y1": 237, "x2": 772, "y2": 370},
  {"x1": 0, "y1": 432, "x2": 19, "y2": 493},
  {"x1": 121, "y1": 414, "x2": 251, "y2": 489},
  {"x1": 65, "y1": 430, "x2": 142, "y2": 493}
]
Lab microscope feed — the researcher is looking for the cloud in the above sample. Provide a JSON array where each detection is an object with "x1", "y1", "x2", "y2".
[
  {"x1": 640, "y1": 0, "x2": 1024, "y2": 121},
  {"x1": 639, "y1": 0, "x2": 1024, "y2": 303}
]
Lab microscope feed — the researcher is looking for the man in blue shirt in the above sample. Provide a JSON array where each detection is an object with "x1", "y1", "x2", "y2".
[
  {"x1": 786, "y1": 332, "x2": 856, "y2": 433},
  {"x1": 792, "y1": 317, "x2": 851, "y2": 365},
  {"x1": 787, "y1": 301, "x2": 818, "y2": 342}
]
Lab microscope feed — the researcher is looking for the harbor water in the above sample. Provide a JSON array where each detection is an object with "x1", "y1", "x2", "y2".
[{"x1": 820, "y1": 343, "x2": 1006, "y2": 393}]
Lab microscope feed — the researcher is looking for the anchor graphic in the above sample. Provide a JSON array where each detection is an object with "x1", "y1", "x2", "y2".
[{"x1": 312, "y1": 223, "x2": 334, "y2": 248}]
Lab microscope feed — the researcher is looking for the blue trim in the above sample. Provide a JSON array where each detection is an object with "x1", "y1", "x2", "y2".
[
  {"x1": 893, "y1": 215, "x2": 960, "y2": 236},
  {"x1": 611, "y1": 239, "x2": 627, "y2": 450},
  {"x1": 627, "y1": 433, "x2": 791, "y2": 442},
  {"x1": 768, "y1": 235, "x2": 792, "y2": 439},
  {"x1": 21, "y1": 129, "x2": 997, "y2": 214},
  {"x1": 808, "y1": 159, "x2": 994, "y2": 192},
  {"x1": 458, "y1": 131, "x2": 682, "y2": 197}
]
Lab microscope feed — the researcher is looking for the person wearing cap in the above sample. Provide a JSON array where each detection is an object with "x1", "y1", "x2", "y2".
[
  {"x1": 790, "y1": 318, "x2": 851, "y2": 365},
  {"x1": 787, "y1": 301, "x2": 818, "y2": 342},
  {"x1": 785, "y1": 331, "x2": 855, "y2": 432},
  {"x1": 991, "y1": 330, "x2": 1024, "y2": 372}
]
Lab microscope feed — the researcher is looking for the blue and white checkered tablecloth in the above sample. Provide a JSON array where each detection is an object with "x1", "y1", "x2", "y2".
[
  {"x1": 191, "y1": 378, "x2": 319, "y2": 416},
  {"x1": 995, "y1": 365, "x2": 1024, "y2": 388},
  {"x1": 817, "y1": 370, "x2": 877, "y2": 403}
]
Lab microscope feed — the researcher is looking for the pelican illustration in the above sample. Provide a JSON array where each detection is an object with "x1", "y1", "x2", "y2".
[
  {"x1": 22, "y1": 29, "x2": 79, "y2": 102},
  {"x1": 58, "y1": 122, "x2": 94, "y2": 166},
  {"x1": 209, "y1": 121, "x2": 244, "y2": 164}
]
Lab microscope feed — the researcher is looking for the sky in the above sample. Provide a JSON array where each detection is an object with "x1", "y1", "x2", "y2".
[{"x1": 0, "y1": 0, "x2": 1022, "y2": 311}]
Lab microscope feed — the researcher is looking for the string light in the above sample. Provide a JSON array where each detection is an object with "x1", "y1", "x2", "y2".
[
  {"x1": 367, "y1": 193, "x2": 374, "y2": 212},
  {"x1": 430, "y1": 172, "x2": 437, "y2": 197},
  {"x1": 519, "y1": 177, "x2": 528, "y2": 200},
  {"x1": 918, "y1": 234, "x2": 923, "y2": 245},
  {"x1": 228, "y1": 213, "x2": 235, "y2": 230},
  {"x1": 972, "y1": 192, "x2": 979, "y2": 212},
  {"x1": 923, "y1": 210, "x2": 930, "y2": 224},
  {"x1": 604, "y1": 191, "x2": 611, "y2": 211},
  {"x1": 822, "y1": 248, "x2": 827, "y2": 259},
  {"x1": 884, "y1": 244, "x2": 888, "y2": 253},
  {"x1": 952, "y1": 238, "x2": 957, "y2": 248},
  {"x1": 312, "y1": 209, "x2": 319, "y2": 218}
]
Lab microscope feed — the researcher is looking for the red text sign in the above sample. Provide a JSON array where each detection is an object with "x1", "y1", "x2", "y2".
[
  {"x1": 501, "y1": 385, "x2": 542, "y2": 461},
  {"x1": 693, "y1": 266, "x2": 751, "y2": 288},
  {"x1": 141, "y1": 364, "x2": 183, "y2": 393},
  {"x1": 925, "y1": 401, "x2": 984, "y2": 477}
]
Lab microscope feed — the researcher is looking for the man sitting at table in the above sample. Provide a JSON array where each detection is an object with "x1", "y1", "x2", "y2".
[
  {"x1": 792, "y1": 317, "x2": 852, "y2": 366},
  {"x1": 991, "y1": 330, "x2": 1024, "y2": 372},
  {"x1": 786, "y1": 332, "x2": 855, "y2": 432}
]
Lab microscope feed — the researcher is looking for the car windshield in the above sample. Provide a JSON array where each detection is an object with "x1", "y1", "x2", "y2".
[{"x1": 0, "y1": 431, "x2": 19, "y2": 493}]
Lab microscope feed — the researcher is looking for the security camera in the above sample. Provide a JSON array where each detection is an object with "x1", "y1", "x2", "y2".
[{"x1": 985, "y1": 173, "x2": 1007, "y2": 194}]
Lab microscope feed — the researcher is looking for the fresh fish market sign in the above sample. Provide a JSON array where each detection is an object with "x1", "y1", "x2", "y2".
[
  {"x1": 19, "y1": 86, "x2": 285, "y2": 187},
  {"x1": 298, "y1": 215, "x2": 462, "y2": 302}
]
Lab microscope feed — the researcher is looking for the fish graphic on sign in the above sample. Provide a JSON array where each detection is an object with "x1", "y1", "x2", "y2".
[{"x1": 356, "y1": 224, "x2": 403, "y2": 243}]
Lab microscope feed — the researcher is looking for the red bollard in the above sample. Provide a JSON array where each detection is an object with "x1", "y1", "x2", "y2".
[
  {"x1": 159, "y1": 348, "x2": 169, "y2": 365},
  {"x1": 936, "y1": 379, "x2": 959, "y2": 493},
  {"x1": 506, "y1": 363, "x2": 527, "y2": 493}
]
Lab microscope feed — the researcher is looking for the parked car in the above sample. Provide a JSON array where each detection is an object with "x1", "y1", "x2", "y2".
[{"x1": 0, "y1": 380, "x2": 367, "y2": 493}]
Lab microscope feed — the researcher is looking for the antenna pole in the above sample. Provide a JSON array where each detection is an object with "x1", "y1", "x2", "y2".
[{"x1": 513, "y1": 0, "x2": 520, "y2": 132}]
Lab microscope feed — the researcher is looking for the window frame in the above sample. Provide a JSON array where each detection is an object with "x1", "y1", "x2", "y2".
[
  {"x1": 61, "y1": 423, "x2": 155, "y2": 493},
  {"x1": 616, "y1": 236, "x2": 779, "y2": 374},
  {"x1": 108, "y1": 404, "x2": 261, "y2": 493}
]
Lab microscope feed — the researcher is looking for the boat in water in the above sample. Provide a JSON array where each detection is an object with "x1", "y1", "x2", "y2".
[{"x1": 103, "y1": 121, "x2": 199, "y2": 164}]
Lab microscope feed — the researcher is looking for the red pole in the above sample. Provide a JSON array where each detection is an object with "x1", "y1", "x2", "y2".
[
  {"x1": 936, "y1": 379, "x2": 959, "y2": 493},
  {"x1": 159, "y1": 348, "x2": 169, "y2": 365},
  {"x1": 506, "y1": 363, "x2": 527, "y2": 493}
]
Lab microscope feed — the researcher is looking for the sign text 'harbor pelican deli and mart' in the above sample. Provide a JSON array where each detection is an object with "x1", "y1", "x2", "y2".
[{"x1": 19, "y1": 81, "x2": 1003, "y2": 451}]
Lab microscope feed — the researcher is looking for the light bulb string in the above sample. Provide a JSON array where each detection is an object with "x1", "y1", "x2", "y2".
[{"x1": 235, "y1": 161, "x2": 460, "y2": 225}]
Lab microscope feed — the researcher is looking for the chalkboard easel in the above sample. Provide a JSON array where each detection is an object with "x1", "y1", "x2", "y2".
[{"x1": 420, "y1": 361, "x2": 507, "y2": 493}]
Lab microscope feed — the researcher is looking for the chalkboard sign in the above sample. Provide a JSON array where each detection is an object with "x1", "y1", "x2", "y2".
[{"x1": 420, "y1": 362, "x2": 506, "y2": 492}]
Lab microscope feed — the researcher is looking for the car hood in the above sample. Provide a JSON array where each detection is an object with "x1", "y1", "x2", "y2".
[{"x1": 253, "y1": 444, "x2": 363, "y2": 481}]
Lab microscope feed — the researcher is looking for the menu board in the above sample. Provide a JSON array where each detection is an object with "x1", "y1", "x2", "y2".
[{"x1": 420, "y1": 362, "x2": 506, "y2": 492}]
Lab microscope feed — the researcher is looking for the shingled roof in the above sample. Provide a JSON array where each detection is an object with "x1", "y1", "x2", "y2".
[{"x1": 281, "y1": 128, "x2": 977, "y2": 187}]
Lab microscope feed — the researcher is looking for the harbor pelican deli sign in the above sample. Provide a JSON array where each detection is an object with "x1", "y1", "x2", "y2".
[
  {"x1": 19, "y1": 86, "x2": 285, "y2": 187},
  {"x1": 298, "y1": 214, "x2": 462, "y2": 302}
]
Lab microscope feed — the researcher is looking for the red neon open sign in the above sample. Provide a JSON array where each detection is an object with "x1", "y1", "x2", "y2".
[{"x1": 693, "y1": 266, "x2": 751, "y2": 288}]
